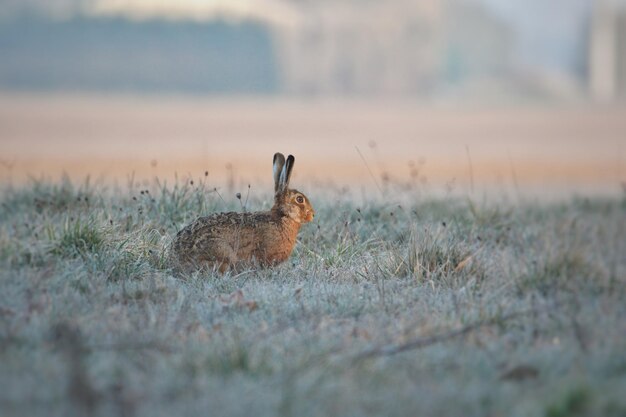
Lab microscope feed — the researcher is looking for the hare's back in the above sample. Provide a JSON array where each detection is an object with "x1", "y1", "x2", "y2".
[{"x1": 173, "y1": 211, "x2": 270, "y2": 253}]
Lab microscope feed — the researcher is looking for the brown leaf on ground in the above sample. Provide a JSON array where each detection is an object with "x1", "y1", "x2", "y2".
[
  {"x1": 0, "y1": 306, "x2": 16, "y2": 317},
  {"x1": 455, "y1": 255, "x2": 472, "y2": 272},
  {"x1": 499, "y1": 365, "x2": 539, "y2": 381}
]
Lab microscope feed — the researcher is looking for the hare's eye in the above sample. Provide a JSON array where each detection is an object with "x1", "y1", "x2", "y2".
[{"x1": 296, "y1": 196, "x2": 304, "y2": 204}]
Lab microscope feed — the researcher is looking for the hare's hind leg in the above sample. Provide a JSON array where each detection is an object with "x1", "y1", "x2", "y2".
[
  {"x1": 203, "y1": 239, "x2": 238, "y2": 273},
  {"x1": 172, "y1": 238, "x2": 237, "y2": 274}
]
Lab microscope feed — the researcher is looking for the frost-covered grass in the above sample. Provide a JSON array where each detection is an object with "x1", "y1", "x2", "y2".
[{"x1": 0, "y1": 177, "x2": 625, "y2": 417}]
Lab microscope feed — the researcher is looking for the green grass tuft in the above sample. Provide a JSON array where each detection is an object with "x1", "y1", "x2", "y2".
[
  {"x1": 545, "y1": 386, "x2": 592, "y2": 417},
  {"x1": 50, "y1": 217, "x2": 105, "y2": 257}
]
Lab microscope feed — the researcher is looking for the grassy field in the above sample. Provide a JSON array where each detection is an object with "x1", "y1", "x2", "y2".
[{"x1": 0, "y1": 177, "x2": 625, "y2": 417}]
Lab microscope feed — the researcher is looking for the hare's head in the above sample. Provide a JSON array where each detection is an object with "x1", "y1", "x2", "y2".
[{"x1": 272, "y1": 153, "x2": 315, "y2": 224}]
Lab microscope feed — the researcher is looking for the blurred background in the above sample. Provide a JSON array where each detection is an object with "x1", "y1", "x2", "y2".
[{"x1": 0, "y1": 0, "x2": 625, "y2": 199}]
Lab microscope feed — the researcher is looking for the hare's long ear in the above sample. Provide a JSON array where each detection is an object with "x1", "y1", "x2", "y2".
[
  {"x1": 273, "y1": 153, "x2": 286, "y2": 192},
  {"x1": 278, "y1": 155, "x2": 295, "y2": 192}
]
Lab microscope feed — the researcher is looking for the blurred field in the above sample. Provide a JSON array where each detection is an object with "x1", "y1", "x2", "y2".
[
  {"x1": 0, "y1": 179, "x2": 625, "y2": 417},
  {"x1": 1, "y1": 94, "x2": 625, "y2": 199}
]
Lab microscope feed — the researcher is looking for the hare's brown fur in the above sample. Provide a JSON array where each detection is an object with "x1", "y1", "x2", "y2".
[{"x1": 171, "y1": 154, "x2": 314, "y2": 272}]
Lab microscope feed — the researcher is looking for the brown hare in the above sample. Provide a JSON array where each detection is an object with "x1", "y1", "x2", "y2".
[{"x1": 171, "y1": 153, "x2": 315, "y2": 272}]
